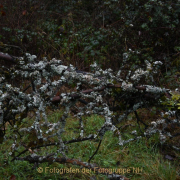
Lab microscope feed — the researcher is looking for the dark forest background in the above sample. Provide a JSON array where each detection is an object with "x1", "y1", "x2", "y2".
[{"x1": 0, "y1": 0, "x2": 179, "y2": 82}]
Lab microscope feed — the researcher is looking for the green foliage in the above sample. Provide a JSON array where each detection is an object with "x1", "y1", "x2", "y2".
[
  {"x1": 161, "y1": 91, "x2": 180, "y2": 111},
  {"x1": 0, "y1": 0, "x2": 179, "y2": 73}
]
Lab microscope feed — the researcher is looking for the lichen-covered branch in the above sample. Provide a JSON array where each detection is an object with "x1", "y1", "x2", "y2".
[{"x1": 0, "y1": 52, "x2": 179, "y2": 177}]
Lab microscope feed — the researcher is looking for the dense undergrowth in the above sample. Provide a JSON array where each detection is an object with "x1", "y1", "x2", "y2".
[{"x1": 0, "y1": 0, "x2": 180, "y2": 72}]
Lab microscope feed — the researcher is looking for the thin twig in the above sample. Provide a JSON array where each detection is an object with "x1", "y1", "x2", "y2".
[
  {"x1": 11, "y1": 135, "x2": 95, "y2": 162},
  {"x1": 88, "y1": 140, "x2": 102, "y2": 163}
]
